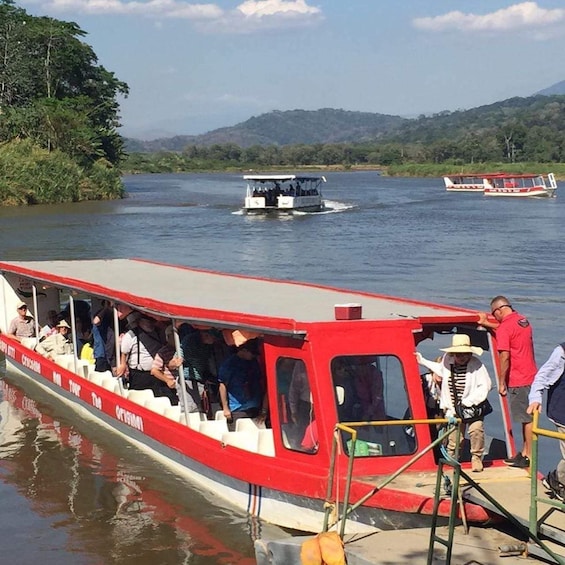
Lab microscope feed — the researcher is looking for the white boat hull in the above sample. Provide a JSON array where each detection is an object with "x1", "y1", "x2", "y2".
[
  {"x1": 244, "y1": 195, "x2": 323, "y2": 213},
  {"x1": 484, "y1": 188, "x2": 555, "y2": 198}
]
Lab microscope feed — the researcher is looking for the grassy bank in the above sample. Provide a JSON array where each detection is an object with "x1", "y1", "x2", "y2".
[{"x1": 123, "y1": 158, "x2": 565, "y2": 179}]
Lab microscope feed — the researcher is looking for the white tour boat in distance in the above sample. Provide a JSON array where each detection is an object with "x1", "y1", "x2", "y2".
[
  {"x1": 483, "y1": 173, "x2": 557, "y2": 198},
  {"x1": 443, "y1": 174, "x2": 492, "y2": 193},
  {"x1": 243, "y1": 174, "x2": 325, "y2": 213}
]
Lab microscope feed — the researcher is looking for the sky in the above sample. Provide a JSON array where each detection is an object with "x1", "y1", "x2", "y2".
[{"x1": 17, "y1": 0, "x2": 565, "y2": 139}]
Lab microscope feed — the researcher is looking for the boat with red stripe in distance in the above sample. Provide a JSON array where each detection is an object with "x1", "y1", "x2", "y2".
[
  {"x1": 443, "y1": 174, "x2": 494, "y2": 192},
  {"x1": 483, "y1": 172, "x2": 557, "y2": 197},
  {"x1": 0, "y1": 258, "x2": 522, "y2": 533}
]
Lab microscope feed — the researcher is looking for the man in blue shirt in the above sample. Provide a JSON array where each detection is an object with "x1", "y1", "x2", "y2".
[
  {"x1": 218, "y1": 339, "x2": 266, "y2": 431},
  {"x1": 527, "y1": 343, "x2": 565, "y2": 501}
]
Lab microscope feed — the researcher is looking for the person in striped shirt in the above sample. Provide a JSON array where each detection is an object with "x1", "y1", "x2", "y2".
[{"x1": 416, "y1": 334, "x2": 492, "y2": 472}]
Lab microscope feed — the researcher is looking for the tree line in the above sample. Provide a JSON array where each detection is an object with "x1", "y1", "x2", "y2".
[
  {"x1": 123, "y1": 95, "x2": 565, "y2": 174},
  {"x1": 0, "y1": 0, "x2": 128, "y2": 205}
]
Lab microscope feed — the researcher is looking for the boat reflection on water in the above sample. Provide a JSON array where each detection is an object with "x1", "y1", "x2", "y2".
[{"x1": 0, "y1": 376, "x2": 265, "y2": 565}]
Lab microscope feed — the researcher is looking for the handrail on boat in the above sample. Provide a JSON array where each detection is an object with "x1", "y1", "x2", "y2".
[
  {"x1": 530, "y1": 410, "x2": 565, "y2": 545},
  {"x1": 325, "y1": 416, "x2": 565, "y2": 564},
  {"x1": 323, "y1": 417, "x2": 462, "y2": 537}
]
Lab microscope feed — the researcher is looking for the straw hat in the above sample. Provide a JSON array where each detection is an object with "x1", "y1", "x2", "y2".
[
  {"x1": 56, "y1": 320, "x2": 71, "y2": 329},
  {"x1": 440, "y1": 334, "x2": 483, "y2": 356}
]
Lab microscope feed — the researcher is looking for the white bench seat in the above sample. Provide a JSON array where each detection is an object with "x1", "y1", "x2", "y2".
[
  {"x1": 164, "y1": 405, "x2": 182, "y2": 422},
  {"x1": 258, "y1": 429, "x2": 275, "y2": 456},
  {"x1": 144, "y1": 396, "x2": 173, "y2": 415},
  {"x1": 199, "y1": 420, "x2": 228, "y2": 441},
  {"x1": 235, "y1": 417, "x2": 266, "y2": 432},
  {"x1": 221, "y1": 430, "x2": 259, "y2": 452},
  {"x1": 127, "y1": 389, "x2": 155, "y2": 405}
]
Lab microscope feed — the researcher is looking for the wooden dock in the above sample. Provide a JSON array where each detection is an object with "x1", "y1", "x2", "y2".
[{"x1": 256, "y1": 463, "x2": 565, "y2": 564}]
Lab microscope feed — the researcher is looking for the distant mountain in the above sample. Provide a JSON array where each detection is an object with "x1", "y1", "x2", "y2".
[
  {"x1": 124, "y1": 92, "x2": 565, "y2": 154},
  {"x1": 124, "y1": 108, "x2": 407, "y2": 153},
  {"x1": 536, "y1": 80, "x2": 565, "y2": 96}
]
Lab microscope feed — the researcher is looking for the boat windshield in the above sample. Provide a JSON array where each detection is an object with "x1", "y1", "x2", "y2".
[{"x1": 330, "y1": 355, "x2": 413, "y2": 457}]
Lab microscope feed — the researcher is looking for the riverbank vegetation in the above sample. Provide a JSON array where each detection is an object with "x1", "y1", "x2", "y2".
[
  {"x1": 0, "y1": 0, "x2": 128, "y2": 206},
  {"x1": 122, "y1": 144, "x2": 565, "y2": 178}
]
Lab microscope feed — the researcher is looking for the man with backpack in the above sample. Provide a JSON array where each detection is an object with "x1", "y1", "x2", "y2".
[{"x1": 527, "y1": 343, "x2": 565, "y2": 501}]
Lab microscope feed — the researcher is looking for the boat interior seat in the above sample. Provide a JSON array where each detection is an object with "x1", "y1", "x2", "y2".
[
  {"x1": 54, "y1": 354, "x2": 76, "y2": 369},
  {"x1": 184, "y1": 411, "x2": 206, "y2": 429},
  {"x1": 214, "y1": 410, "x2": 226, "y2": 421},
  {"x1": 90, "y1": 371, "x2": 117, "y2": 393},
  {"x1": 85, "y1": 363, "x2": 98, "y2": 380},
  {"x1": 21, "y1": 337, "x2": 38, "y2": 349},
  {"x1": 235, "y1": 417, "x2": 266, "y2": 432},
  {"x1": 127, "y1": 389, "x2": 156, "y2": 406},
  {"x1": 199, "y1": 420, "x2": 229, "y2": 441},
  {"x1": 144, "y1": 396, "x2": 172, "y2": 415},
  {"x1": 221, "y1": 430, "x2": 259, "y2": 453},
  {"x1": 89, "y1": 370, "x2": 113, "y2": 384},
  {"x1": 257, "y1": 428, "x2": 275, "y2": 457},
  {"x1": 164, "y1": 405, "x2": 182, "y2": 422},
  {"x1": 89, "y1": 371, "x2": 105, "y2": 387},
  {"x1": 75, "y1": 360, "x2": 91, "y2": 379}
]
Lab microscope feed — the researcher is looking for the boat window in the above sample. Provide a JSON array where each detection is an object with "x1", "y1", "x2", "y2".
[
  {"x1": 276, "y1": 357, "x2": 317, "y2": 454},
  {"x1": 331, "y1": 355, "x2": 414, "y2": 457}
]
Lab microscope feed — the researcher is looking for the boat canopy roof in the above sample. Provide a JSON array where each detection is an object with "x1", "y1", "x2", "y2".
[
  {"x1": 243, "y1": 175, "x2": 326, "y2": 183},
  {"x1": 0, "y1": 259, "x2": 477, "y2": 335},
  {"x1": 482, "y1": 173, "x2": 545, "y2": 179},
  {"x1": 449, "y1": 173, "x2": 546, "y2": 179}
]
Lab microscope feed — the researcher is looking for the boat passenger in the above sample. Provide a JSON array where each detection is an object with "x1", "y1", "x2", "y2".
[
  {"x1": 332, "y1": 358, "x2": 363, "y2": 422},
  {"x1": 301, "y1": 419, "x2": 318, "y2": 453},
  {"x1": 288, "y1": 362, "x2": 311, "y2": 427},
  {"x1": 35, "y1": 320, "x2": 73, "y2": 360},
  {"x1": 284, "y1": 360, "x2": 317, "y2": 451},
  {"x1": 218, "y1": 339, "x2": 266, "y2": 431},
  {"x1": 9, "y1": 301, "x2": 36, "y2": 343},
  {"x1": 416, "y1": 335, "x2": 492, "y2": 472},
  {"x1": 150, "y1": 325, "x2": 180, "y2": 405},
  {"x1": 39, "y1": 310, "x2": 59, "y2": 341},
  {"x1": 91, "y1": 301, "x2": 117, "y2": 373},
  {"x1": 177, "y1": 328, "x2": 222, "y2": 413},
  {"x1": 349, "y1": 356, "x2": 385, "y2": 421},
  {"x1": 118, "y1": 314, "x2": 168, "y2": 395}
]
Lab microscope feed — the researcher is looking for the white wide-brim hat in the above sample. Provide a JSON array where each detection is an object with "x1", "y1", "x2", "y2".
[{"x1": 440, "y1": 334, "x2": 483, "y2": 356}]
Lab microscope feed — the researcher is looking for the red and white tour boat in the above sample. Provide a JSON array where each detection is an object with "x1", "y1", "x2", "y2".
[
  {"x1": 0, "y1": 259, "x2": 525, "y2": 534},
  {"x1": 483, "y1": 173, "x2": 557, "y2": 198}
]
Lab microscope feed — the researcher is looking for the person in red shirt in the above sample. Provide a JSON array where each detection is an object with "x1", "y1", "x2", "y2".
[{"x1": 478, "y1": 295, "x2": 537, "y2": 468}]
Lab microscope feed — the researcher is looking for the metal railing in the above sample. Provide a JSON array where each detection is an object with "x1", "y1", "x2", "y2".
[
  {"x1": 529, "y1": 409, "x2": 565, "y2": 564},
  {"x1": 322, "y1": 417, "x2": 461, "y2": 537},
  {"x1": 324, "y1": 416, "x2": 564, "y2": 564}
]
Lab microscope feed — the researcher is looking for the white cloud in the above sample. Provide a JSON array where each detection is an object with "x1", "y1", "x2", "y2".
[
  {"x1": 40, "y1": 0, "x2": 223, "y2": 19},
  {"x1": 413, "y1": 2, "x2": 565, "y2": 33},
  {"x1": 237, "y1": 0, "x2": 320, "y2": 18},
  {"x1": 30, "y1": 0, "x2": 322, "y2": 29},
  {"x1": 199, "y1": 0, "x2": 323, "y2": 33}
]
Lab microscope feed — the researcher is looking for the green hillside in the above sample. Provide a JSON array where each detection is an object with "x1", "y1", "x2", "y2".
[
  {"x1": 123, "y1": 94, "x2": 565, "y2": 173},
  {"x1": 125, "y1": 108, "x2": 407, "y2": 152}
]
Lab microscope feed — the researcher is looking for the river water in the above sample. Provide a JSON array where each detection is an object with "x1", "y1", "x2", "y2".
[{"x1": 0, "y1": 172, "x2": 564, "y2": 563}]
